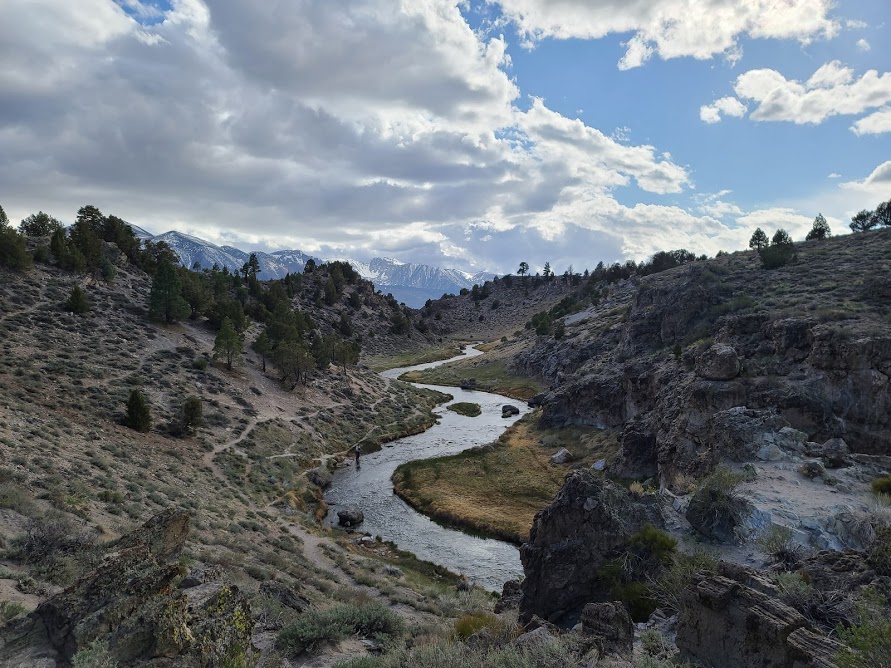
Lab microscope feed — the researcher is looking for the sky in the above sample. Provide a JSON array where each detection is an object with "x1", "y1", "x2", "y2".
[{"x1": 0, "y1": 0, "x2": 889, "y2": 275}]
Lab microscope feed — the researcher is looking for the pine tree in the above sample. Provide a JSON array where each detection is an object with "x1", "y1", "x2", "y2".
[
  {"x1": 0, "y1": 204, "x2": 8, "y2": 227},
  {"x1": 252, "y1": 331, "x2": 272, "y2": 372},
  {"x1": 66, "y1": 285, "x2": 90, "y2": 314},
  {"x1": 850, "y1": 209, "x2": 878, "y2": 232},
  {"x1": 125, "y1": 389, "x2": 152, "y2": 432},
  {"x1": 213, "y1": 317, "x2": 242, "y2": 370},
  {"x1": 748, "y1": 228, "x2": 769, "y2": 250},
  {"x1": 148, "y1": 259, "x2": 189, "y2": 323},
  {"x1": 19, "y1": 211, "x2": 63, "y2": 237},
  {"x1": 0, "y1": 226, "x2": 33, "y2": 271},
  {"x1": 69, "y1": 205, "x2": 105, "y2": 269},
  {"x1": 805, "y1": 214, "x2": 831, "y2": 241},
  {"x1": 177, "y1": 396, "x2": 203, "y2": 436}
]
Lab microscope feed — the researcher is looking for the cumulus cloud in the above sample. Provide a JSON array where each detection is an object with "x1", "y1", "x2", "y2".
[
  {"x1": 490, "y1": 0, "x2": 839, "y2": 69},
  {"x1": 0, "y1": 0, "x2": 714, "y2": 274},
  {"x1": 856, "y1": 38, "x2": 871, "y2": 52},
  {"x1": 840, "y1": 161, "x2": 891, "y2": 203},
  {"x1": 699, "y1": 96, "x2": 747, "y2": 124},
  {"x1": 851, "y1": 107, "x2": 891, "y2": 136},
  {"x1": 720, "y1": 61, "x2": 891, "y2": 125}
]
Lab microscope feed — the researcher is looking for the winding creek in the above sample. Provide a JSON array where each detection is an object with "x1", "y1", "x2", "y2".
[{"x1": 323, "y1": 345, "x2": 531, "y2": 591}]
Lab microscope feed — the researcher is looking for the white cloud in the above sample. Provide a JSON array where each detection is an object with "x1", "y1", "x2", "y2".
[
  {"x1": 0, "y1": 0, "x2": 703, "y2": 274},
  {"x1": 828, "y1": 172, "x2": 841, "y2": 178},
  {"x1": 856, "y1": 38, "x2": 871, "y2": 52},
  {"x1": 490, "y1": 0, "x2": 839, "y2": 69},
  {"x1": 851, "y1": 107, "x2": 891, "y2": 136},
  {"x1": 699, "y1": 96, "x2": 747, "y2": 124},
  {"x1": 735, "y1": 207, "x2": 816, "y2": 239},
  {"x1": 713, "y1": 61, "x2": 891, "y2": 126},
  {"x1": 840, "y1": 160, "x2": 891, "y2": 198}
]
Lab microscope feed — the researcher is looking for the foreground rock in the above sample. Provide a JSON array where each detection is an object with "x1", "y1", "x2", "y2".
[
  {"x1": 685, "y1": 486, "x2": 767, "y2": 544},
  {"x1": 337, "y1": 506, "x2": 365, "y2": 527},
  {"x1": 579, "y1": 601, "x2": 633, "y2": 659},
  {"x1": 502, "y1": 404, "x2": 520, "y2": 417},
  {"x1": 0, "y1": 509, "x2": 253, "y2": 667},
  {"x1": 519, "y1": 471, "x2": 662, "y2": 623},
  {"x1": 677, "y1": 566, "x2": 842, "y2": 668}
]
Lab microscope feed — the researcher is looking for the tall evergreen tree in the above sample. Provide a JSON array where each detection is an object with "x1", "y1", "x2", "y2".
[
  {"x1": 748, "y1": 228, "x2": 769, "y2": 250},
  {"x1": 69, "y1": 205, "x2": 105, "y2": 268},
  {"x1": 0, "y1": 225, "x2": 33, "y2": 271},
  {"x1": 19, "y1": 212, "x2": 63, "y2": 237},
  {"x1": 213, "y1": 317, "x2": 242, "y2": 370},
  {"x1": 148, "y1": 259, "x2": 189, "y2": 323},
  {"x1": 124, "y1": 389, "x2": 152, "y2": 432},
  {"x1": 805, "y1": 214, "x2": 831, "y2": 241},
  {"x1": 252, "y1": 331, "x2": 272, "y2": 372},
  {"x1": 66, "y1": 285, "x2": 90, "y2": 314},
  {"x1": 0, "y1": 204, "x2": 8, "y2": 227}
]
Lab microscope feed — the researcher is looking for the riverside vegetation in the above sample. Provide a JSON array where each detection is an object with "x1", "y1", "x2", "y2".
[{"x1": 1, "y1": 202, "x2": 891, "y2": 667}]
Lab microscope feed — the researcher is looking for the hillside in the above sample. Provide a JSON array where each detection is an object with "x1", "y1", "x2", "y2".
[{"x1": 0, "y1": 249, "x2": 501, "y2": 665}]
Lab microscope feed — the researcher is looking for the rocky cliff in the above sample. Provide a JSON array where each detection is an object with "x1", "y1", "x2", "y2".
[{"x1": 517, "y1": 230, "x2": 891, "y2": 487}]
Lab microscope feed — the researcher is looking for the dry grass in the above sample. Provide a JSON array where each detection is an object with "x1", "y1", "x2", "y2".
[
  {"x1": 392, "y1": 414, "x2": 619, "y2": 543},
  {"x1": 399, "y1": 356, "x2": 542, "y2": 401},
  {"x1": 366, "y1": 345, "x2": 463, "y2": 372}
]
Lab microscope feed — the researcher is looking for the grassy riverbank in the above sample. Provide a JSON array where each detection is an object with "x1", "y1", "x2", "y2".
[
  {"x1": 366, "y1": 345, "x2": 464, "y2": 372},
  {"x1": 398, "y1": 348, "x2": 543, "y2": 401},
  {"x1": 392, "y1": 413, "x2": 620, "y2": 543}
]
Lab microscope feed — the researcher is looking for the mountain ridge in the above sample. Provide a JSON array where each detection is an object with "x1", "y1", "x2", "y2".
[{"x1": 145, "y1": 229, "x2": 494, "y2": 306}]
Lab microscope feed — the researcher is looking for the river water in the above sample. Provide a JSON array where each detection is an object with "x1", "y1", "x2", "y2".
[{"x1": 323, "y1": 346, "x2": 530, "y2": 591}]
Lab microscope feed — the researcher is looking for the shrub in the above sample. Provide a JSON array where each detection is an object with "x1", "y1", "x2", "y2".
[
  {"x1": 277, "y1": 601, "x2": 402, "y2": 656},
  {"x1": 652, "y1": 550, "x2": 718, "y2": 612},
  {"x1": 453, "y1": 611, "x2": 499, "y2": 640},
  {"x1": 20, "y1": 513, "x2": 94, "y2": 566},
  {"x1": 0, "y1": 600, "x2": 26, "y2": 623},
  {"x1": 124, "y1": 389, "x2": 152, "y2": 432},
  {"x1": 701, "y1": 466, "x2": 746, "y2": 495},
  {"x1": 72, "y1": 639, "x2": 118, "y2": 668},
  {"x1": 66, "y1": 285, "x2": 91, "y2": 314},
  {"x1": 871, "y1": 476, "x2": 891, "y2": 495},
  {"x1": 758, "y1": 525, "x2": 801, "y2": 569},
  {"x1": 176, "y1": 396, "x2": 203, "y2": 436},
  {"x1": 192, "y1": 357, "x2": 209, "y2": 371},
  {"x1": 836, "y1": 590, "x2": 891, "y2": 668}
]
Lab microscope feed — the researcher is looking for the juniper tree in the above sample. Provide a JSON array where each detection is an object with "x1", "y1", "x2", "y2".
[
  {"x1": 125, "y1": 390, "x2": 152, "y2": 432},
  {"x1": 213, "y1": 317, "x2": 242, "y2": 370},
  {"x1": 805, "y1": 214, "x2": 831, "y2": 241},
  {"x1": 177, "y1": 396, "x2": 203, "y2": 436},
  {"x1": 148, "y1": 259, "x2": 189, "y2": 323},
  {"x1": 66, "y1": 285, "x2": 90, "y2": 314},
  {"x1": 252, "y1": 331, "x2": 272, "y2": 372},
  {"x1": 19, "y1": 212, "x2": 63, "y2": 237},
  {"x1": 850, "y1": 209, "x2": 878, "y2": 232},
  {"x1": 0, "y1": 226, "x2": 33, "y2": 271},
  {"x1": 748, "y1": 228, "x2": 769, "y2": 250}
]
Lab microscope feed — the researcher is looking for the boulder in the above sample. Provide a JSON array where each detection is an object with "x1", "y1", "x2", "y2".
[
  {"x1": 686, "y1": 488, "x2": 767, "y2": 544},
  {"x1": 307, "y1": 466, "x2": 333, "y2": 489},
  {"x1": 799, "y1": 460, "x2": 826, "y2": 479},
  {"x1": 260, "y1": 580, "x2": 308, "y2": 612},
  {"x1": 494, "y1": 579, "x2": 522, "y2": 614},
  {"x1": 459, "y1": 378, "x2": 478, "y2": 390},
  {"x1": 502, "y1": 404, "x2": 520, "y2": 417},
  {"x1": 1, "y1": 510, "x2": 253, "y2": 667},
  {"x1": 513, "y1": 626, "x2": 553, "y2": 649},
  {"x1": 677, "y1": 570, "x2": 842, "y2": 668},
  {"x1": 695, "y1": 344, "x2": 740, "y2": 381},
  {"x1": 822, "y1": 438, "x2": 851, "y2": 469},
  {"x1": 550, "y1": 448, "x2": 573, "y2": 465},
  {"x1": 613, "y1": 424, "x2": 658, "y2": 479},
  {"x1": 337, "y1": 507, "x2": 364, "y2": 528},
  {"x1": 519, "y1": 471, "x2": 663, "y2": 623},
  {"x1": 580, "y1": 601, "x2": 633, "y2": 658},
  {"x1": 592, "y1": 459, "x2": 607, "y2": 471}
]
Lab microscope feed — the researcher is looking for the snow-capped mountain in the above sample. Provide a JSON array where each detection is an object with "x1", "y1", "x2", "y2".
[{"x1": 140, "y1": 230, "x2": 493, "y2": 307}]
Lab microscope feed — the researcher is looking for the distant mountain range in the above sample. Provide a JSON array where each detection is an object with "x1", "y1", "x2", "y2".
[{"x1": 136, "y1": 229, "x2": 493, "y2": 307}]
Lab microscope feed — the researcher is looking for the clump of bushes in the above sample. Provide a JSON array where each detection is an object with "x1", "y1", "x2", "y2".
[
  {"x1": 871, "y1": 476, "x2": 891, "y2": 496},
  {"x1": 757, "y1": 524, "x2": 801, "y2": 568},
  {"x1": 836, "y1": 590, "x2": 891, "y2": 668},
  {"x1": 276, "y1": 601, "x2": 402, "y2": 656},
  {"x1": 452, "y1": 611, "x2": 500, "y2": 640}
]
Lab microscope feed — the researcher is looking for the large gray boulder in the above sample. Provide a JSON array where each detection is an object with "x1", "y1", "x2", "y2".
[
  {"x1": 677, "y1": 569, "x2": 842, "y2": 668},
  {"x1": 580, "y1": 601, "x2": 633, "y2": 659},
  {"x1": 695, "y1": 344, "x2": 740, "y2": 381},
  {"x1": 519, "y1": 471, "x2": 662, "y2": 623},
  {"x1": 337, "y1": 507, "x2": 364, "y2": 528}
]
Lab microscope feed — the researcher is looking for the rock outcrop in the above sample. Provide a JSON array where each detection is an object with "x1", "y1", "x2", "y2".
[
  {"x1": 337, "y1": 507, "x2": 364, "y2": 527},
  {"x1": 579, "y1": 601, "x2": 633, "y2": 659},
  {"x1": 677, "y1": 568, "x2": 842, "y2": 668},
  {"x1": 685, "y1": 487, "x2": 768, "y2": 544},
  {"x1": 0, "y1": 509, "x2": 253, "y2": 668},
  {"x1": 515, "y1": 242, "x2": 891, "y2": 488},
  {"x1": 518, "y1": 471, "x2": 662, "y2": 623}
]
